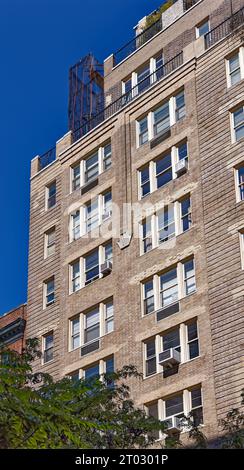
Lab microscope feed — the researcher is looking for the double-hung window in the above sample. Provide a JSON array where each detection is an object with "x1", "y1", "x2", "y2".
[
  {"x1": 84, "y1": 363, "x2": 100, "y2": 380},
  {"x1": 139, "y1": 166, "x2": 151, "y2": 198},
  {"x1": 232, "y1": 106, "x2": 244, "y2": 142},
  {"x1": 180, "y1": 196, "x2": 191, "y2": 232},
  {"x1": 187, "y1": 322, "x2": 199, "y2": 360},
  {"x1": 235, "y1": 165, "x2": 244, "y2": 201},
  {"x1": 102, "y1": 190, "x2": 112, "y2": 220},
  {"x1": 44, "y1": 277, "x2": 55, "y2": 307},
  {"x1": 85, "y1": 250, "x2": 99, "y2": 285},
  {"x1": 71, "y1": 210, "x2": 81, "y2": 241},
  {"x1": 137, "y1": 63, "x2": 151, "y2": 94},
  {"x1": 71, "y1": 143, "x2": 112, "y2": 191},
  {"x1": 145, "y1": 340, "x2": 157, "y2": 377},
  {"x1": 196, "y1": 18, "x2": 210, "y2": 38},
  {"x1": 165, "y1": 394, "x2": 184, "y2": 421},
  {"x1": 153, "y1": 101, "x2": 170, "y2": 136},
  {"x1": 85, "y1": 198, "x2": 99, "y2": 233},
  {"x1": 72, "y1": 163, "x2": 81, "y2": 191},
  {"x1": 162, "y1": 329, "x2": 181, "y2": 355},
  {"x1": 85, "y1": 152, "x2": 99, "y2": 183},
  {"x1": 191, "y1": 387, "x2": 203, "y2": 426},
  {"x1": 177, "y1": 141, "x2": 188, "y2": 163},
  {"x1": 46, "y1": 182, "x2": 56, "y2": 209},
  {"x1": 175, "y1": 90, "x2": 186, "y2": 121},
  {"x1": 160, "y1": 268, "x2": 178, "y2": 307},
  {"x1": 143, "y1": 280, "x2": 155, "y2": 315},
  {"x1": 141, "y1": 218, "x2": 152, "y2": 253},
  {"x1": 43, "y1": 333, "x2": 54, "y2": 363},
  {"x1": 44, "y1": 227, "x2": 55, "y2": 258},
  {"x1": 71, "y1": 260, "x2": 81, "y2": 293},
  {"x1": 83, "y1": 356, "x2": 114, "y2": 381},
  {"x1": 105, "y1": 300, "x2": 114, "y2": 334},
  {"x1": 70, "y1": 317, "x2": 80, "y2": 350},
  {"x1": 84, "y1": 308, "x2": 100, "y2": 344},
  {"x1": 156, "y1": 153, "x2": 172, "y2": 189},
  {"x1": 157, "y1": 206, "x2": 175, "y2": 244},
  {"x1": 239, "y1": 230, "x2": 244, "y2": 269},
  {"x1": 138, "y1": 117, "x2": 148, "y2": 145},
  {"x1": 103, "y1": 143, "x2": 112, "y2": 171},
  {"x1": 183, "y1": 259, "x2": 196, "y2": 296},
  {"x1": 227, "y1": 52, "x2": 241, "y2": 87}
]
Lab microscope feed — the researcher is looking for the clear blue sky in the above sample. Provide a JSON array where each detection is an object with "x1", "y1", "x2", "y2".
[{"x1": 0, "y1": 0, "x2": 163, "y2": 314}]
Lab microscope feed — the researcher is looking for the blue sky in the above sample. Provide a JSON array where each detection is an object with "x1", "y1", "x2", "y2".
[{"x1": 0, "y1": 0, "x2": 163, "y2": 314}]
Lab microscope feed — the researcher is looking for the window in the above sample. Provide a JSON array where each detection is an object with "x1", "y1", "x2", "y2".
[
  {"x1": 44, "y1": 277, "x2": 55, "y2": 307},
  {"x1": 85, "y1": 198, "x2": 99, "y2": 233},
  {"x1": 70, "y1": 143, "x2": 112, "y2": 192},
  {"x1": 44, "y1": 227, "x2": 55, "y2": 258},
  {"x1": 153, "y1": 102, "x2": 170, "y2": 136},
  {"x1": 71, "y1": 210, "x2": 81, "y2": 241},
  {"x1": 141, "y1": 257, "x2": 196, "y2": 316},
  {"x1": 105, "y1": 300, "x2": 114, "y2": 334},
  {"x1": 72, "y1": 163, "x2": 81, "y2": 191},
  {"x1": 156, "y1": 153, "x2": 172, "y2": 189},
  {"x1": 145, "y1": 340, "x2": 157, "y2": 377},
  {"x1": 175, "y1": 90, "x2": 185, "y2": 121},
  {"x1": 138, "y1": 116, "x2": 148, "y2": 145},
  {"x1": 165, "y1": 394, "x2": 184, "y2": 420},
  {"x1": 43, "y1": 333, "x2": 54, "y2": 363},
  {"x1": 196, "y1": 18, "x2": 209, "y2": 38},
  {"x1": 139, "y1": 166, "x2": 151, "y2": 198},
  {"x1": 70, "y1": 317, "x2": 80, "y2": 350},
  {"x1": 227, "y1": 52, "x2": 241, "y2": 87},
  {"x1": 138, "y1": 140, "x2": 189, "y2": 199},
  {"x1": 137, "y1": 63, "x2": 151, "y2": 93},
  {"x1": 158, "y1": 206, "x2": 175, "y2": 244},
  {"x1": 145, "y1": 386, "x2": 203, "y2": 438},
  {"x1": 187, "y1": 322, "x2": 199, "y2": 360},
  {"x1": 137, "y1": 90, "x2": 185, "y2": 147},
  {"x1": 84, "y1": 308, "x2": 100, "y2": 344},
  {"x1": 232, "y1": 106, "x2": 244, "y2": 142},
  {"x1": 102, "y1": 190, "x2": 112, "y2": 220},
  {"x1": 183, "y1": 259, "x2": 196, "y2": 295},
  {"x1": 180, "y1": 196, "x2": 191, "y2": 232},
  {"x1": 155, "y1": 53, "x2": 164, "y2": 80},
  {"x1": 69, "y1": 370, "x2": 80, "y2": 382},
  {"x1": 83, "y1": 356, "x2": 114, "y2": 381},
  {"x1": 239, "y1": 231, "x2": 244, "y2": 269},
  {"x1": 160, "y1": 268, "x2": 178, "y2": 307},
  {"x1": 69, "y1": 242, "x2": 113, "y2": 291},
  {"x1": 123, "y1": 77, "x2": 132, "y2": 95},
  {"x1": 141, "y1": 218, "x2": 152, "y2": 253},
  {"x1": 103, "y1": 143, "x2": 112, "y2": 171},
  {"x1": 235, "y1": 165, "x2": 244, "y2": 201},
  {"x1": 69, "y1": 300, "x2": 114, "y2": 351},
  {"x1": 162, "y1": 329, "x2": 181, "y2": 354},
  {"x1": 70, "y1": 260, "x2": 81, "y2": 293},
  {"x1": 143, "y1": 280, "x2": 155, "y2": 315},
  {"x1": 191, "y1": 387, "x2": 203, "y2": 426},
  {"x1": 140, "y1": 196, "x2": 192, "y2": 254},
  {"x1": 46, "y1": 181, "x2": 56, "y2": 209}
]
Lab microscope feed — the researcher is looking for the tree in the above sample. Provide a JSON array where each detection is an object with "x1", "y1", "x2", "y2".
[{"x1": 0, "y1": 339, "x2": 165, "y2": 449}]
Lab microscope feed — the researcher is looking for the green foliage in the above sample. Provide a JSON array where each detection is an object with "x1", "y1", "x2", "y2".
[
  {"x1": 0, "y1": 340, "x2": 165, "y2": 449},
  {"x1": 145, "y1": 1, "x2": 174, "y2": 29}
]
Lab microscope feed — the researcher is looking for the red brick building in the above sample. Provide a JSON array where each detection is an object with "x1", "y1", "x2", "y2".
[{"x1": 0, "y1": 304, "x2": 27, "y2": 354}]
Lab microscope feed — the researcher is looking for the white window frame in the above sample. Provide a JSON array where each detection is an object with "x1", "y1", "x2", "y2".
[
  {"x1": 195, "y1": 18, "x2": 210, "y2": 39},
  {"x1": 230, "y1": 105, "x2": 244, "y2": 143},
  {"x1": 69, "y1": 242, "x2": 113, "y2": 293},
  {"x1": 234, "y1": 164, "x2": 244, "y2": 202},
  {"x1": 43, "y1": 277, "x2": 55, "y2": 309},
  {"x1": 69, "y1": 300, "x2": 114, "y2": 351},
  {"x1": 122, "y1": 52, "x2": 164, "y2": 99},
  {"x1": 70, "y1": 142, "x2": 112, "y2": 193},
  {"x1": 42, "y1": 332, "x2": 54, "y2": 364},
  {"x1": 80, "y1": 356, "x2": 114, "y2": 380},
  {"x1": 137, "y1": 140, "x2": 188, "y2": 199},
  {"x1": 141, "y1": 257, "x2": 196, "y2": 316},
  {"x1": 44, "y1": 227, "x2": 55, "y2": 259},
  {"x1": 45, "y1": 181, "x2": 56, "y2": 210},
  {"x1": 239, "y1": 230, "x2": 244, "y2": 269},
  {"x1": 226, "y1": 48, "x2": 244, "y2": 88}
]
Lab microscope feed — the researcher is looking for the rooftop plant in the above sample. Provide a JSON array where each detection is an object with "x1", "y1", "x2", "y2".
[{"x1": 145, "y1": 1, "x2": 174, "y2": 29}]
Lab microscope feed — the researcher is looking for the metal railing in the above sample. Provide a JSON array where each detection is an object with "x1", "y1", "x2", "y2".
[
  {"x1": 73, "y1": 51, "x2": 183, "y2": 143},
  {"x1": 114, "y1": 17, "x2": 162, "y2": 66},
  {"x1": 183, "y1": 0, "x2": 199, "y2": 11},
  {"x1": 39, "y1": 146, "x2": 56, "y2": 171},
  {"x1": 205, "y1": 7, "x2": 244, "y2": 49}
]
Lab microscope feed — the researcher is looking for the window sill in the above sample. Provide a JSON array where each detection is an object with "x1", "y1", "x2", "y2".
[
  {"x1": 68, "y1": 329, "x2": 115, "y2": 353},
  {"x1": 142, "y1": 291, "x2": 197, "y2": 318},
  {"x1": 140, "y1": 228, "x2": 192, "y2": 257},
  {"x1": 143, "y1": 355, "x2": 201, "y2": 380}
]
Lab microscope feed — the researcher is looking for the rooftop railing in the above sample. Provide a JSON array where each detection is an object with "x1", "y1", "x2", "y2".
[
  {"x1": 114, "y1": 17, "x2": 163, "y2": 66},
  {"x1": 39, "y1": 146, "x2": 56, "y2": 171},
  {"x1": 205, "y1": 6, "x2": 244, "y2": 49},
  {"x1": 73, "y1": 51, "x2": 183, "y2": 142}
]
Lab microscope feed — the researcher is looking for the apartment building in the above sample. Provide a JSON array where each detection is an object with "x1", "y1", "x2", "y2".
[
  {"x1": 0, "y1": 304, "x2": 27, "y2": 354},
  {"x1": 27, "y1": 0, "x2": 244, "y2": 442}
]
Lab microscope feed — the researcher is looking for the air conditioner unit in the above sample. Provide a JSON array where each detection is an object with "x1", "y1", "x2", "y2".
[
  {"x1": 162, "y1": 416, "x2": 181, "y2": 432},
  {"x1": 101, "y1": 260, "x2": 113, "y2": 276},
  {"x1": 102, "y1": 210, "x2": 112, "y2": 221},
  {"x1": 175, "y1": 158, "x2": 188, "y2": 176},
  {"x1": 158, "y1": 348, "x2": 181, "y2": 367}
]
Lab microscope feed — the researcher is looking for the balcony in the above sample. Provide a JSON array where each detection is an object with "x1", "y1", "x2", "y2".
[{"x1": 205, "y1": 6, "x2": 244, "y2": 49}]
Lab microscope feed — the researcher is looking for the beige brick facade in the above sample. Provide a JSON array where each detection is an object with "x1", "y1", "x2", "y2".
[{"x1": 27, "y1": 0, "x2": 244, "y2": 441}]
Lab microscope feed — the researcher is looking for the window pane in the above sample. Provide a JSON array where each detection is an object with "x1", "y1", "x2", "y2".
[
  {"x1": 187, "y1": 323, "x2": 197, "y2": 341},
  {"x1": 85, "y1": 153, "x2": 99, "y2": 182},
  {"x1": 234, "y1": 107, "x2": 244, "y2": 127},
  {"x1": 165, "y1": 395, "x2": 183, "y2": 417},
  {"x1": 86, "y1": 250, "x2": 99, "y2": 271},
  {"x1": 178, "y1": 142, "x2": 188, "y2": 160},
  {"x1": 146, "y1": 357, "x2": 157, "y2": 376},
  {"x1": 105, "y1": 242, "x2": 113, "y2": 261},
  {"x1": 231, "y1": 69, "x2": 241, "y2": 86},
  {"x1": 236, "y1": 124, "x2": 244, "y2": 141},
  {"x1": 189, "y1": 341, "x2": 199, "y2": 359},
  {"x1": 163, "y1": 329, "x2": 180, "y2": 351},
  {"x1": 85, "y1": 364, "x2": 99, "y2": 380},
  {"x1": 184, "y1": 259, "x2": 196, "y2": 295},
  {"x1": 198, "y1": 20, "x2": 209, "y2": 37},
  {"x1": 86, "y1": 309, "x2": 99, "y2": 328},
  {"x1": 146, "y1": 340, "x2": 155, "y2": 358},
  {"x1": 160, "y1": 269, "x2": 178, "y2": 306},
  {"x1": 72, "y1": 317, "x2": 80, "y2": 335},
  {"x1": 191, "y1": 388, "x2": 202, "y2": 408},
  {"x1": 105, "y1": 357, "x2": 114, "y2": 374}
]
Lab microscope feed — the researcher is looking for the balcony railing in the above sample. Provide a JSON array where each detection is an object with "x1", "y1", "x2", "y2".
[
  {"x1": 114, "y1": 17, "x2": 162, "y2": 66},
  {"x1": 183, "y1": 0, "x2": 199, "y2": 10},
  {"x1": 39, "y1": 146, "x2": 56, "y2": 171},
  {"x1": 73, "y1": 51, "x2": 183, "y2": 142},
  {"x1": 205, "y1": 7, "x2": 244, "y2": 49}
]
